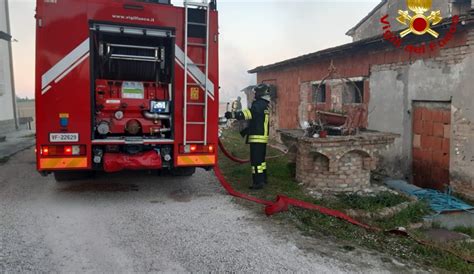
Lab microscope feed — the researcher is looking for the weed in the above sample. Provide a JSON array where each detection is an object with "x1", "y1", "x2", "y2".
[
  {"x1": 21, "y1": 133, "x2": 36, "y2": 138},
  {"x1": 373, "y1": 202, "x2": 431, "y2": 229},
  {"x1": 335, "y1": 192, "x2": 409, "y2": 211},
  {"x1": 218, "y1": 128, "x2": 474, "y2": 272}
]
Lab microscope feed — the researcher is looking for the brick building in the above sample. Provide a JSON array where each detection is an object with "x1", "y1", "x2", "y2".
[{"x1": 249, "y1": 0, "x2": 474, "y2": 198}]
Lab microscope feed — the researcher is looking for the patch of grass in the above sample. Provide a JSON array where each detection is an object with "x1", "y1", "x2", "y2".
[
  {"x1": 453, "y1": 226, "x2": 474, "y2": 238},
  {"x1": 218, "y1": 128, "x2": 474, "y2": 272},
  {"x1": 335, "y1": 191, "x2": 410, "y2": 211},
  {"x1": 21, "y1": 133, "x2": 36, "y2": 138},
  {"x1": 374, "y1": 202, "x2": 431, "y2": 229}
]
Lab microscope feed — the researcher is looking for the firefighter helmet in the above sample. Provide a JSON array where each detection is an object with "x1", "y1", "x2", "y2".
[{"x1": 254, "y1": 84, "x2": 271, "y2": 99}]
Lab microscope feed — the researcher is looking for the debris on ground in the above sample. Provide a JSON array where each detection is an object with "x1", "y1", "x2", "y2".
[{"x1": 385, "y1": 179, "x2": 474, "y2": 214}]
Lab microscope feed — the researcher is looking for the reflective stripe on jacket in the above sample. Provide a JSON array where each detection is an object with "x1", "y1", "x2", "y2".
[{"x1": 234, "y1": 98, "x2": 270, "y2": 144}]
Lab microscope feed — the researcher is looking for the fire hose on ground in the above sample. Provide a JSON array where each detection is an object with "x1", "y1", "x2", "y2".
[{"x1": 214, "y1": 139, "x2": 474, "y2": 263}]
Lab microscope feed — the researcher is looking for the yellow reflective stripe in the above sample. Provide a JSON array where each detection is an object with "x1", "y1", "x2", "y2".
[
  {"x1": 248, "y1": 135, "x2": 268, "y2": 140},
  {"x1": 264, "y1": 110, "x2": 269, "y2": 137},
  {"x1": 252, "y1": 163, "x2": 267, "y2": 174},
  {"x1": 248, "y1": 139, "x2": 268, "y2": 144},
  {"x1": 248, "y1": 135, "x2": 268, "y2": 143},
  {"x1": 177, "y1": 155, "x2": 216, "y2": 166},
  {"x1": 242, "y1": 109, "x2": 252, "y2": 120},
  {"x1": 40, "y1": 157, "x2": 88, "y2": 169},
  {"x1": 242, "y1": 109, "x2": 248, "y2": 120}
]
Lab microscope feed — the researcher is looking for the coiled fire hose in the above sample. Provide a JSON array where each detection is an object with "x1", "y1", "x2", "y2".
[{"x1": 215, "y1": 139, "x2": 474, "y2": 263}]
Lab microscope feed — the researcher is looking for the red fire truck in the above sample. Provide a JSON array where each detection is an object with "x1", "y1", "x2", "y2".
[{"x1": 35, "y1": 0, "x2": 219, "y2": 180}]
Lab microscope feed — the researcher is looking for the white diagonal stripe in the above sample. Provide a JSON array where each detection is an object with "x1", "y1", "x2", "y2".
[
  {"x1": 53, "y1": 53, "x2": 90, "y2": 85},
  {"x1": 175, "y1": 58, "x2": 215, "y2": 101},
  {"x1": 41, "y1": 85, "x2": 52, "y2": 95},
  {"x1": 41, "y1": 38, "x2": 90, "y2": 90},
  {"x1": 175, "y1": 45, "x2": 215, "y2": 97}
]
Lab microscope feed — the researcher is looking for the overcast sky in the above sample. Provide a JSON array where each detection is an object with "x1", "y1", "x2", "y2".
[{"x1": 8, "y1": 0, "x2": 380, "y2": 101}]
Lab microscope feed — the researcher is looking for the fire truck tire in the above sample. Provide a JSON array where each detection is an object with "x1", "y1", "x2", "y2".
[
  {"x1": 170, "y1": 167, "x2": 196, "y2": 177},
  {"x1": 53, "y1": 171, "x2": 95, "y2": 182}
]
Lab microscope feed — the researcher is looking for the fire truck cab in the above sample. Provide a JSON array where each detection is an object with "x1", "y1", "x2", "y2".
[{"x1": 35, "y1": 0, "x2": 219, "y2": 180}]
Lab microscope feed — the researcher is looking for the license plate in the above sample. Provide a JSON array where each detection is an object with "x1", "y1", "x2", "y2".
[{"x1": 49, "y1": 133, "x2": 79, "y2": 143}]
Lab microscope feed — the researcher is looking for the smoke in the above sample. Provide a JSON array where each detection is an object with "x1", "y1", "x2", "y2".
[
  {"x1": 219, "y1": 43, "x2": 256, "y2": 104},
  {"x1": 216, "y1": 0, "x2": 379, "y2": 107}
]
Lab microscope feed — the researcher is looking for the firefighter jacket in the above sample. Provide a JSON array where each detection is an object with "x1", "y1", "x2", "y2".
[{"x1": 234, "y1": 98, "x2": 270, "y2": 144}]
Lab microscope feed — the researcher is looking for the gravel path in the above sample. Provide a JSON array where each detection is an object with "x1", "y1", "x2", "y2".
[{"x1": 0, "y1": 148, "x2": 414, "y2": 272}]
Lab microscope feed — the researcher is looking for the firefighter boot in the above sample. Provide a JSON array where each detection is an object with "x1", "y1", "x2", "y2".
[{"x1": 250, "y1": 164, "x2": 266, "y2": 190}]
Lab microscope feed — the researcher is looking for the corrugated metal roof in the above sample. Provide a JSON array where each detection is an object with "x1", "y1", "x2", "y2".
[{"x1": 248, "y1": 35, "x2": 384, "y2": 74}]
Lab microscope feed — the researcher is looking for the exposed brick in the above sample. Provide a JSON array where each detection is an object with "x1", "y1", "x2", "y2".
[
  {"x1": 413, "y1": 160, "x2": 422, "y2": 172},
  {"x1": 422, "y1": 108, "x2": 432, "y2": 121},
  {"x1": 421, "y1": 149, "x2": 432, "y2": 163},
  {"x1": 413, "y1": 120, "x2": 423, "y2": 134},
  {"x1": 413, "y1": 108, "x2": 423, "y2": 121},
  {"x1": 442, "y1": 111, "x2": 451, "y2": 124},
  {"x1": 433, "y1": 123, "x2": 444, "y2": 137},
  {"x1": 425, "y1": 165, "x2": 434, "y2": 180},
  {"x1": 442, "y1": 138, "x2": 450, "y2": 153},
  {"x1": 295, "y1": 133, "x2": 396, "y2": 192},
  {"x1": 443, "y1": 124, "x2": 451, "y2": 139},
  {"x1": 422, "y1": 121, "x2": 433, "y2": 136},
  {"x1": 431, "y1": 137, "x2": 443, "y2": 151},
  {"x1": 413, "y1": 148, "x2": 422, "y2": 160},
  {"x1": 431, "y1": 168, "x2": 443, "y2": 185},
  {"x1": 442, "y1": 152, "x2": 450, "y2": 167},
  {"x1": 432, "y1": 151, "x2": 444, "y2": 167},
  {"x1": 440, "y1": 169, "x2": 450, "y2": 186},
  {"x1": 421, "y1": 136, "x2": 431, "y2": 149},
  {"x1": 432, "y1": 110, "x2": 444, "y2": 123},
  {"x1": 413, "y1": 134, "x2": 421, "y2": 148}
]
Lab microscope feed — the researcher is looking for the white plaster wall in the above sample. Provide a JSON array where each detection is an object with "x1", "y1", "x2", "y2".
[
  {"x1": 369, "y1": 55, "x2": 473, "y2": 185},
  {"x1": 0, "y1": 0, "x2": 15, "y2": 122},
  {"x1": 368, "y1": 69, "x2": 406, "y2": 177},
  {"x1": 450, "y1": 53, "x2": 474, "y2": 189}
]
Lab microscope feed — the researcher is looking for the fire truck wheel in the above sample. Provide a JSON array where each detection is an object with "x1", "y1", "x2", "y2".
[
  {"x1": 170, "y1": 167, "x2": 196, "y2": 177},
  {"x1": 53, "y1": 171, "x2": 95, "y2": 182}
]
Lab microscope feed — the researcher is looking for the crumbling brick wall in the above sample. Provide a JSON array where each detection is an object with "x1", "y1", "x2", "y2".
[{"x1": 295, "y1": 132, "x2": 397, "y2": 193}]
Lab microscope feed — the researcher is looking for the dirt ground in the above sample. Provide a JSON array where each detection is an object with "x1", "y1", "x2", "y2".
[{"x1": 0, "y1": 148, "x2": 421, "y2": 273}]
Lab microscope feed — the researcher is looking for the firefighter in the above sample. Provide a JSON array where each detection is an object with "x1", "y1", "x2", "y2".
[
  {"x1": 231, "y1": 96, "x2": 243, "y2": 112},
  {"x1": 225, "y1": 84, "x2": 271, "y2": 190}
]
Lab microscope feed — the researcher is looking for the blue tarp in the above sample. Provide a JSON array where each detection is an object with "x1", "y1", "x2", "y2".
[{"x1": 385, "y1": 179, "x2": 474, "y2": 214}]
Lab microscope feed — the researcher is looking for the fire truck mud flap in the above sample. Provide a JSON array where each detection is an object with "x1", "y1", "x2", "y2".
[{"x1": 103, "y1": 151, "x2": 162, "y2": 173}]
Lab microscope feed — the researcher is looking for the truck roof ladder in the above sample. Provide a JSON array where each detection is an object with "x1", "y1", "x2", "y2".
[{"x1": 183, "y1": 0, "x2": 211, "y2": 146}]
